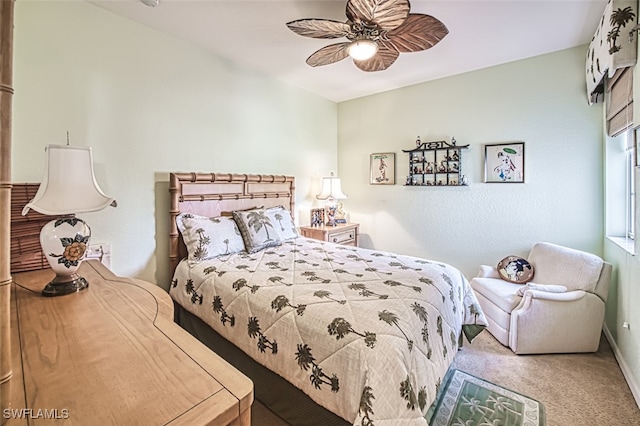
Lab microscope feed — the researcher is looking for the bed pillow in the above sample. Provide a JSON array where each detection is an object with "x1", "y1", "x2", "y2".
[
  {"x1": 233, "y1": 208, "x2": 283, "y2": 253},
  {"x1": 497, "y1": 255, "x2": 535, "y2": 284},
  {"x1": 220, "y1": 206, "x2": 264, "y2": 217},
  {"x1": 267, "y1": 206, "x2": 298, "y2": 240},
  {"x1": 176, "y1": 213, "x2": 245, "y2": 263}
]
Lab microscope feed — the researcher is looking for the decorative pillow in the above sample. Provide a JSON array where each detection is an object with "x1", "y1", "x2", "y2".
[
  {"x1": 267, "y1": 206, "x2": 298, "y2": 240},
  {"x1": 176, "y1": 213, "x2": 245, "y2": 263},
  {"x1": 497, "y1": 255, "x2": 535, "y2": 284},
  {"x1": 233, "y1": 208, "x2": 283, "y2": 253}
]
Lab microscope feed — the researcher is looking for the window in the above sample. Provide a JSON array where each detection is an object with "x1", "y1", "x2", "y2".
[
  {"x1": 605, "y1": 128, "x2": 635, "y2": 253},
  {"x1": 626, "y1": 145, "x2": 635, "y2": 240}
]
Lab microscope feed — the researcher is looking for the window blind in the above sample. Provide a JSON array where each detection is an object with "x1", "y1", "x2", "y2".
[{"x1": 606, "y1": 66, "x2": 634, "y2": 137}]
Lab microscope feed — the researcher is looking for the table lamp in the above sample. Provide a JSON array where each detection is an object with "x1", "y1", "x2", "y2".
[
  {"x1": 21, "y1": 144, "x2": 117, "y2": 297},
  {"x1": 316, "y1": 172, "x2": 347, "y2": 226}
]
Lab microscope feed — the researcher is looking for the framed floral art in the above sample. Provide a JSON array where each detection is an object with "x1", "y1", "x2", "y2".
[{"x1": 484, "y1": 142, "x2": 525, "y2": 183}]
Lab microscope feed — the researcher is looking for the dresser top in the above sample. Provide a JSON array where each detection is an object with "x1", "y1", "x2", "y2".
[{"x1": 8, "y1": 260, "x2": 253, "y2": 425}]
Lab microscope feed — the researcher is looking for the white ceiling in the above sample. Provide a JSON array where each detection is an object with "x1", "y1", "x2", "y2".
[{"x1": 90, "y1": 0, "x2": 608, "y2": 102}]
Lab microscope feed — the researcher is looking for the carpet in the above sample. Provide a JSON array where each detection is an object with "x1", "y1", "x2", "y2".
[{"x1": 427, "y1": 369, "x2": 545, "y2": 426}]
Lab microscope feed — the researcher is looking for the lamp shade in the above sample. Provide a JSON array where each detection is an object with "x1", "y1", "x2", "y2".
[
  {"x1": 22, "y1": 144, "x2": 117, "y2": 216},
  {"x1": 316, "y1": 173, "x2": 347, "y2": 200},
  {"x1": 347, "y1": 39, "x2": 378, "y2": 61}
]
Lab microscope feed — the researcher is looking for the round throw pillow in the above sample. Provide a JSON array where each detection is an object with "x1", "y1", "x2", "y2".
[{"x1": 497, "y1": 255, "x2": 534, "y2": 284}]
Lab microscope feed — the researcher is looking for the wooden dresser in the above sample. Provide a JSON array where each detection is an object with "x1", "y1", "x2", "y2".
[
  {"x1": 6, "y1": 260, "x2": 252, "y2": 425},
  {"x1": 299, "y1": 223, "x2": 359, "y2": 247}
]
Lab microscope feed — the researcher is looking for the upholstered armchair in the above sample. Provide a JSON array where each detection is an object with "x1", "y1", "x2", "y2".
[{"x1": 470, "y1": 242, "x2": 612, "y2": 354}]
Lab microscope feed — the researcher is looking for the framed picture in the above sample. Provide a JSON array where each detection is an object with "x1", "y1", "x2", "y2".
[
  {"x1": 310, "y1": 208, "x2": 324, "y2": 227},
  {"x1": 484, "y1": 142, "x2": 525, "y2": 183},
  {"x1": 370, "y1": 152, "x2": 395, "y2": 185}
]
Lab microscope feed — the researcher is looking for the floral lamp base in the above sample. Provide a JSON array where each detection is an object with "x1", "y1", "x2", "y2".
[{"x1": 40, "y1": 216, "x2": 91, "y2": 297}]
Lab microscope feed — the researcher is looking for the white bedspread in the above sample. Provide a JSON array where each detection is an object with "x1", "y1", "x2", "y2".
[{"x1": 169, "y1": 237, "x2": 487, "y2": 425}]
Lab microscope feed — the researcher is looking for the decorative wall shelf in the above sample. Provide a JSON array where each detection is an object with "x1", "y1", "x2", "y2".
[{"x1": 403, "y1": 138, "x2": 469, "y2": 186}]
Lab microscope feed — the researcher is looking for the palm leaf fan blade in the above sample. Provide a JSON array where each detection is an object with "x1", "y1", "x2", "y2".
[
  {"x1": 307, "y1": 43, "x2": 351, "y2": 67},
  {"x1": 387, "y1": 14, "x2": 449, "y2": 53},
  {"x1": 353, "y1": 41, "x2": 399, "y2": 72},
  {"x1": 286, "y1": 19, "x2": 351, "y2": 39},
  {"x1": 346, "y1": 0, "x2": 410, "y2": 30}
]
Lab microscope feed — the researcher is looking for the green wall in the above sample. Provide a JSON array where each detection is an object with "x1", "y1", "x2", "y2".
[
  {"x1": 337, "y1": 47, "x2": 604, "y2": 279},
  {"x1": 12, "y1": 1, "x2": 338, "y2": 288},
  {"x1": 604, "y1": 238, "x2": 640, "y2": 405}
]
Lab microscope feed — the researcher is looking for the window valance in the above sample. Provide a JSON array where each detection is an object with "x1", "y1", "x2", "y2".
[{"x1": 586, "y1": 0, "x2": 638, "y2": 105}]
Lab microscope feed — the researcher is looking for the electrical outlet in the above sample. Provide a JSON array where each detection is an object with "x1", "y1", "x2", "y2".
[
  {"x1": 623, "y1": 321, "x2": 630, "y2": 329},
  {"x1": 86, "y1": 243, "x2": 111, "y2": 268}
]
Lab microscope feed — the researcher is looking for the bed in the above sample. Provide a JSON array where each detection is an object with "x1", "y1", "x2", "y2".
[{"x1": 168, "y1": 172, "x2": 487, "y2": 426}]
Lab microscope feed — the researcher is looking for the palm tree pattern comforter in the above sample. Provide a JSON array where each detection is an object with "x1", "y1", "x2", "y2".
[{"x1": 169, "y1": 237, "x2": 487, "y2": 425}]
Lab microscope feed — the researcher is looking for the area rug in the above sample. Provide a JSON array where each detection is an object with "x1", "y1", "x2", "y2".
[{"x1": 427, "y1": 369, "x2": 545, "y2": 426}]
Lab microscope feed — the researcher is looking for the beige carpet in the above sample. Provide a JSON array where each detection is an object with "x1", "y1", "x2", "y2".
[{"x1": 252, "y1": 332, "x2": 640, "y2": 425}]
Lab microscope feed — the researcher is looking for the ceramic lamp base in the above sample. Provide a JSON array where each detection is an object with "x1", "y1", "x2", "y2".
[
  {"x1": 41, "y1": 273, "x2": 89, "y2": 297},
  {"x1": 40, "y1": 216, "x2": 92, "y2": 297}
]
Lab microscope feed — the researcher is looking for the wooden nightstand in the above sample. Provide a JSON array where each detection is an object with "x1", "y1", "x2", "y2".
[
  {"x1": 299, "y1": 223, "x2": 359, "y2": 247},
  {"x1": 7, "y1": 260, "x2": 253, "y2": 425}
]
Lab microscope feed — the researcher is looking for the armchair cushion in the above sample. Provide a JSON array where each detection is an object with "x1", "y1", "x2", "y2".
[
  {"x1": 470, "y1": 277, "x2": 523, "y2": 313},
  {"x1": 527, "y1": 242, "x2": 603, "y2": 292},
  {"x1": 477, "y1": 265, "x2": 500, "y2": 278},
  {"x1": 516, "y1": 283, "x2": 567, "y2": 296}
]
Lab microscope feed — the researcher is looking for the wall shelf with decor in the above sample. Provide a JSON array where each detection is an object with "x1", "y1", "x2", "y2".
[{"x1": 402, "y1": 137, "x2": 469, "y2": 186}]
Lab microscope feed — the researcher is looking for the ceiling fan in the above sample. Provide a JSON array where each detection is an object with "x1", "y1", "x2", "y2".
[{"x1": 286, "y1": 0, "x2": 448, "y2": 72}]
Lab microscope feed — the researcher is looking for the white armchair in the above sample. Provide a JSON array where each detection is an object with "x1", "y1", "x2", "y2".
[{"x1": 470, "y1": 242, "x2": 612, "y2": 354}]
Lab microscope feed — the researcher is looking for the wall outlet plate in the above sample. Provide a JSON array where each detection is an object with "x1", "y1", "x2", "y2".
[{"x1": 86, "y1": 243, "x2": 111, "y2": 268}]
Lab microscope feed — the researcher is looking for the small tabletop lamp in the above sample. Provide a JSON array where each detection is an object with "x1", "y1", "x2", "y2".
[
  {"x1": 22, "y1": 144, "x2": 117, "y2": 297},
  {"x1": 316, "y1": 172, "x2": 347, "y2": 226}
]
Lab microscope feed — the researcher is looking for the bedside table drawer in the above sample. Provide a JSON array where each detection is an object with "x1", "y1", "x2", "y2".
[
  {"x1": 329, "y1": 229, "x2": 356, "y2": 245},
  {"x1": 299, "y1": 223, "x2": 359, "y2": 247}
]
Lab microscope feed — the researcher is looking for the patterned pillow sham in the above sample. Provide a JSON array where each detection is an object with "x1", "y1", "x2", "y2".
[
  {"x1": 232, "y1": 208, "x2": 283, "y2": 253},
  {"x1": 176, "y1": 213, "x2": 245, "y2": 263},
  {"x1": 267, "y1": 206, "x2": 298, "y2": 241}
]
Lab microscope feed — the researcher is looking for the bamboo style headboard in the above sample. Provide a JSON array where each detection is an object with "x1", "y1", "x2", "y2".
[{"x1": 169, "y1": 172, "x2": 295, "y2": 275}]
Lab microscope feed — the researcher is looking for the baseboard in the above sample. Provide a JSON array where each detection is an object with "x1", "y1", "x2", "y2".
[{"x1": 603, "y1": 324, "x2": 640, "y2": 409}]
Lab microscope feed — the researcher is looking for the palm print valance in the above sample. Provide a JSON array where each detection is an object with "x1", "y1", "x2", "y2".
[{"x1": 586, "y1": 0, "x2": 637, "y2": 105}]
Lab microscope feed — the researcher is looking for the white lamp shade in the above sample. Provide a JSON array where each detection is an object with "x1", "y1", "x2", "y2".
[
  {"x1": 316, "y1": 176, "x2": 347, "y2": 200},
  {"x1": 347, "y1": 39, "x2": 378, "y2": 61},
  {"x1": 22, "y1": 144, "x2": 116, "y2": 216}
]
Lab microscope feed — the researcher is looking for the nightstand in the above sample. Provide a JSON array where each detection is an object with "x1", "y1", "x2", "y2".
[
  {"x1": 299, "y1": 223, "x2": 359, "y2": 247},
  {"x1": 8, "y1": 260, "x2": 253, "y2": 425}
]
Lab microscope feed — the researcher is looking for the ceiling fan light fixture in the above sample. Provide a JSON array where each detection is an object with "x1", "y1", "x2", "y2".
[
  {"x1": 347, "y1": 39, "x2": 378, "y2": 61},
  {"x1": 287, "y1": 0, "x2": 448, "y2": 71}
]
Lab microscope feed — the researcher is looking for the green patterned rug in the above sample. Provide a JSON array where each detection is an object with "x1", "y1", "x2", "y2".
[{"x1": 427, "y1": 369, "x2": 545, "y2": 426}]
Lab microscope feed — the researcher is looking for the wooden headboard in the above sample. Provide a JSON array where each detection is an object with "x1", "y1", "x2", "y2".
[{"x1": 169, "y1": 172, "x2": 295, "y2": 274}]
